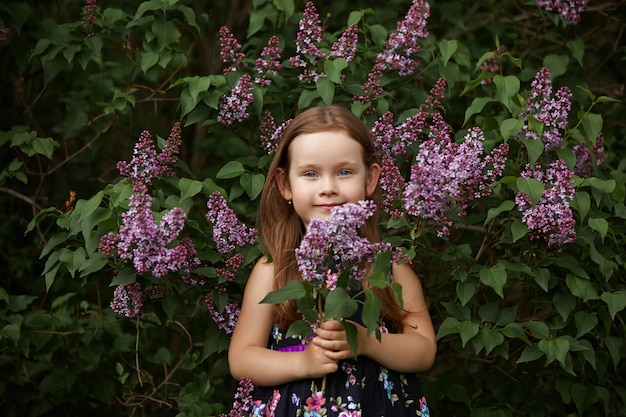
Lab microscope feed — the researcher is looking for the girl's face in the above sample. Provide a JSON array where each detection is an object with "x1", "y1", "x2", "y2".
[{"x1": 277, "y1": 130, "x2": 380, "y2": 226}]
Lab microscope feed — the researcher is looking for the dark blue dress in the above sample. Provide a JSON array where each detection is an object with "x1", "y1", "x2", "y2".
[{"x1": 249, "y1": 314, "x2": 430, "y2": 417}]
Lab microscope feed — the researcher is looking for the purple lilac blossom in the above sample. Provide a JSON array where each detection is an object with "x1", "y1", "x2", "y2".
[
  {"x1": 518, "y1": 67, "x2": 571, "y2": 151},
  {"x1": 0, "y1": 28, "x2": 11, "y2": 41},
  {"x1": 536, "y1": 0, "x2": 588, "y2": 24},
  {"x1": 330, "y1": 24, "x2": 359, "y2": 62},
  {"x1": 479, "y1": 45, "x2": 505, "y2": 85},
  {"x1": 289, "y1": 1, "x2": 327, "y2": 82},
  {"x1": 573, "y1": 133, "x2": 606, "y2": 177},
  {"x1": 254, "y1": 36, "x2": 282, "y2": 87},
  {"x1": 82, "y1": 0, "x2": 98, "y2": 36},
  {"x1": 206, "y1": 192, "x2": 257, "y2": 254},
  {"x1": 515, "y1": 160, "x2": 576, "y2": 249},
  {"x1": 378, "y1": 153, "x2": 406, "y2": 213},
  {"x1": 111, "y1": 282, "x2": 143, "y2": 318},
  {"x1": 353, "y1": 62, "x2": 385, "y2": 114},
  {"x1": 295, "y1": 200, "x2": 402, "y2": 284},
  {"x1": 376, "y1": 0, "x2": 430, "y2": 76},
  {"x1": 219, "y1": 26, "x2": 246, "y2": 74},
  {"x1": 221, "y1": 376, "x2": 255, "y2": 417},
  {"x1": 205, "y1": 293, "x2": 240, "y2": 334},
  {"x1": 218, "y1": 74, "x2": 254, "y2": 126},
  {"x1": 403, "y1": 127, "x2": 508, "y2": 237},
  {"x1": 117, "y1": 123, "x2": 182, "y2": 186},
  {"x1": 216, "y1": 252, "x2": 244, "y2": 282}
]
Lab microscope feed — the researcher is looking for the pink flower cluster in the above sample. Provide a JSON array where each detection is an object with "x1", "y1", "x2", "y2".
[
  {"x1": 289, "y1": 2, "x2": 360, "y2": 82},
  {"x1": 515, "y1": 160, "x2": 576, "y2": 249},
  {"x1": 102, "y1": 124, "x2": 202, "y2": 316},
  {"x1": 536, "y1": 0, "x2": 588, "y2": 24},
  {"x1": 519, "y1": 67, "x2": 571, "y2": 151},
  {"x1": 296, "y1": 200, "x2": 405, "y2": 285},
  {"x1": 255, "y1": 36, "x2": 283, "y2": 87},
  {"x1": 573, "y1": 133, "x2": 606, "y2": 178},
  {"x1": 110, "y1": 282, "x2": 143, "y2": 318},
  {"x1": 403, "y1": 127, "x2": 509, "y2": 237},
  {"x1": 206, "y1": 192, "x2": 257, "y2": 254},
  {"x1": 205, "y1": 293, "x2": 240, "y2": 334},
  {"x1": 218, "y1": 74, "x2": 254, "y2": 126},
  {"x1": 219, "y1": 26, "x2": 246, "y2": 74},
  {"x1": 355, "y1": 0, "x2": 429, "y2": 111},
  {"x1": 82, "y1": 0, "x2": 98, "y2": 36},
  {"x1": 260, "y1": 110, "x2": 293, "y2": 155},
  {"x1": 479, "y1": 45, "x2": 505, "y2": 85},
  {"x1": 0, "y1": 28, "x2": 12, "y2": 41},
  {"x1": 221, "y1": 377, "x2": 255, "y2": 417},
  {"x1": 376, "y1": 0, "x2": 430, "y2": 76}
]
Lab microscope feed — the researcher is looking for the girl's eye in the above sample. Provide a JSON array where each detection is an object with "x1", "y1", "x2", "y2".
[
  {"x1": 304, "y1": 171, "x2": 317, "y2": 178},
  {"x1": 339, "y1": 169, "x2": 351, "y2": 176}
]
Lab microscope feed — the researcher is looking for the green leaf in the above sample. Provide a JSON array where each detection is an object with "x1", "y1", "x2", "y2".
[
  {"x1": 464, "y1": 97, "x2": 496, "y2": 125},
  {"x1": 141, "y1": 51, "x2": 159, "y2": 73},
  {"x1": 240, "y1": 173, "x2": 265, "y2": 200},
  {"x1": 588, "y1": 217, "x2": 608, "y2": 241},
  {"x1": 522, "y1": 138, "x2": 545, "y2": 167},
  {"x1": 574, "y1": 311, "x2": 598, "y2": 338},
  {"x1": 533, "y1": 268, "x2": 552, "y2": 292},
  {"x1": 517, "y1": 345, "x2": 543, "y2": 363},
  {"x1": 439, "y1": 39, "x2": 459, "y2": 67},
  {"x1": 500, "y1": 118, "x2": 524, "y2": 141},
  {"x1": 316, "y1": 76, "x2": 335, "y2": 105},
  {"x1": 478, "y1": 327, "x2": 504, "y2": 354},
  {"x1": 323, "y1": 58, "x2": 348, "y2": 84},
  {"x1": 298, "y1": 88, "x2": 319, "y2": 109},
  {"x1": 324, "y1": 287, "x2": 358, "y2": 320},
  {"x1": 600, "y1": 290, "x2": 626, "y2": 320},
  {"x1": 553, "y1": 293, "x2": 576, "y2": 321},
  {"x1": 493, "y1": 75, "x2": 520, "y2": 112},
  {"x1": 582, "y1": 113, "x2": 603, "y2": 142},
  {"x1": 515, "y1": 177, "x2": 544, "y2": 206},
  {"x1": 273, "y1": 0, "x2": 295, "y2": 17},
  {"x1": 510, "y1": 219, "x2": 529, "y2": 242},
  {"x1": 484, "y1": 200, "x2": 515, "y2": 226},
  {"x1": 523, "y1": 321, "x2": 550, "y2": 339},
  {"x1": 179, "y1": 178, "x2": 203, "y2": 201},
  {"x1": 566, "y1": 39, "x2": 584, "y2": 66},
  {"x1": 436, "y1": 317, "x2": 460, "y2": 340},
  {"x1": 566, "y1": 274, "x2": 599, "y2": 302},
  {"x1": 501, "y1": 323, "x2": 530, "y2": 344},
  {"x1": 342, "y1": 321, "x2": 359, "y2": 358},
  {"x1": 217, "y1": 161, "x2": 245, "y2": 179},
  {"x1": 362, "y1": 293, "x2": 381, "y2": 336},
  {"x1": 479, "y1": 263, "x2": 507, "y2": 298},
  {"x1": 571, "y1": 191, "x2": 591, "y2": 220},
  {"x1": 456, "y1": 281, "x2": 475, "y2": 306},
  {"x1": 260, "y1": 280, "x2": 306, "y2": 304},
  {"x1": 286, "y1": 320, "x2": 314, "y2": 339},
  {"x1": 543, "y1": 54, "x2": 569, "y2": 79},
  {"x1": 457, "y1": 320, "x2": 480, "y2": 347},
  {"x1": 162, "y1": 286, "x2": 180, "y2": 320},
  {"x1": 110, "y1": 269, "x2": 137, "y2": 286},
  {"x1": 188, "y1": 76, "x2": 211, "y2": 103},
  {"x1": 32, "y1": 137, "x2": 57, "y2": 159},
  {"x1": 538, "y1": 337, "x2": 569, "y2": 366}
]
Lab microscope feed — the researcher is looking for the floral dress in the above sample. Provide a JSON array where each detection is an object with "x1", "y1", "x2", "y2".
[{"x1": 250, "y1": 315, "x2": 430, "y2": 417}]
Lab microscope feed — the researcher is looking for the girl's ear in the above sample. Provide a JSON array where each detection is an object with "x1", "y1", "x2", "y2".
[
  {"x1": 276, "y1": 168, "x2": 293, "y2": 201},
  {"x1": 366, "y1": 163, "x2": 381, "y2": 196}
]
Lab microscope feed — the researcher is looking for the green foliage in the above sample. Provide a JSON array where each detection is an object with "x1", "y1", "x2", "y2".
[{"x1": 1, "y1": 0, "x2": 625, "y2": 416}]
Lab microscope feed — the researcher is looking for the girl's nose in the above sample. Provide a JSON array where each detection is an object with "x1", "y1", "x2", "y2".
[{"x1": 320, "y1": 176, "x2": 338, "y2": 196}]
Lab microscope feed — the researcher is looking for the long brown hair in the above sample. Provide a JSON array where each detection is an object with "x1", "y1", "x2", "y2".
[{"x1": 259, "y1": 105, "x2": 405, "y2": 330}]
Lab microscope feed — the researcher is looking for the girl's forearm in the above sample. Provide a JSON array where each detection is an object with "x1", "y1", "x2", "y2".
[
  {"x1": 229, "y1": 346, "x2": 308, "y2": 386},
  {"x1": 359, "y1": 331, "x2": 437, "y2": 373}
]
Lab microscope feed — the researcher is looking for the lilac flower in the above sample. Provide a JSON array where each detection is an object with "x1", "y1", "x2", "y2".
[
  {"x1": 255, "y1": 36, "x2": 282, "y2": 87},
  {"x1": 403, "y1": 127, "x2": 508, "y2": 237},
  {"x1": 82, "y1": 0, "x2": 98, "y2": 36},
  {"x1": 296, "y1": 200, "x2": 398, "y2": 284},
  {"x1": 219, "y1": 26, "x2": 246, "y2": 74},
  {"x1": 536, "y1": 0, "x2": 588, "y2": 24},
  {"x1": 111, "y1": 282, "x2": 143, "y2": 318},
  {"x1": 376, "y1": 0, "x2": 429, "y2": 76},
  {"x1": 353, "y1": 62, "x2": 385, "y2": 113},
  {"x1": 216, "y1": 252, "x2": 244, "y2": 282},
  {"x1": 479, "y1": 45, "x2": 505, "y2": 85},
  {"x1": 573, "y1": 133, "x2": 606, "y2": 177},
  {"x1": 205, "y1": 293, "x2": 240, "y2": 334},
  {"x1": 515, "y1": 160, "x2": 576, "y2": 249},
  {"x1": 117, "y1": 123, "x2": 182, "y2": 186},
  {"x1": 0, "y1": 28, "x2": 11, "y2": 41},
  {"x1": 289, "y1": 2, "x2": 327, "y2": 82},
  {"x1": 222, "y1": 377, "x2": 255, "y2": 417},
  {"x1": 518, "y1": 67, "x2": 571, "y2": 151},
  {"x1": 330, "y1": 24, "x2": 359, "y2": 62},
  {"x1": 115, "y1": 193, "x2": 201, "y2": 278},
  {"x1": 259, "y1": 110, "x2": 282, "y2": 154},
  {"x1": 206, "y1": 192, "x2": 257, "y2": 254},
  {"x1": 218, "y1": 74, "x2": 254, "y2": 126},
  {"x1": 378, "y1": 153, "x2": 406, "y2": 212}
]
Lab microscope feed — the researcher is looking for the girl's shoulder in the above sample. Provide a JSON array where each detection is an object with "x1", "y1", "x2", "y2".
[{"x1": 247, "y1": 256, "x2": 275, "y2": 288}]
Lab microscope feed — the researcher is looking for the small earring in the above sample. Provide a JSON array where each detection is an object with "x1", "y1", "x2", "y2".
[{"x1": 288, "y1": 199, "x2": 292, "y2": 205}]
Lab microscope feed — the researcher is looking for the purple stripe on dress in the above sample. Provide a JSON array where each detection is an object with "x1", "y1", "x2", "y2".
[{"x1": 277, "y1": 344, "x2": 307, "y2": 352}]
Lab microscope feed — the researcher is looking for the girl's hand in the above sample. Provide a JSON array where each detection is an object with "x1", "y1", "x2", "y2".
[
  {"x1": 302, "y1": 337, "x2": 340, "y2": 377},
  {"x1": 312, "y1": 319, "x2": 359, "y2": 361}
]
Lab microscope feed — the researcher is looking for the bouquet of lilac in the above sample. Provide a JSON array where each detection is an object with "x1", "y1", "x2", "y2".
[{"x1": 262, "y1": 200, "x2": 406, "y2": 353}]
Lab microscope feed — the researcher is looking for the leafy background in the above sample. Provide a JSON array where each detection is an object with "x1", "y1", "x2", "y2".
[{"x1": 0, "y1": 0, "x2": 625, "y2": 416}]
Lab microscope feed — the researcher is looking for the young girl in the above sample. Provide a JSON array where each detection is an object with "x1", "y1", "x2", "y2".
[{"x1": 228, "y1": 105, "x2": 436, "y2": 416}]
